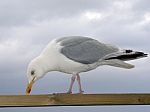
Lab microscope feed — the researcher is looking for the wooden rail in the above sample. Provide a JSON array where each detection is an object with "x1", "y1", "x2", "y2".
[{"x1": 0, "y1": 93, "x2": 150, "y2": 107}]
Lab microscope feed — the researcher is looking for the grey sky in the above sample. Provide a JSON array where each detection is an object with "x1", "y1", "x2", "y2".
[{"x1": 0, "y1": 0, "x2": 150, "y2": 111}]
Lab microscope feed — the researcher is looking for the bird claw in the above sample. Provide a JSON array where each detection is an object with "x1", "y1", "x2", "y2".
[
  {"x1": 52, "y1": 91, "x2": 72, "y2": 95},
  {"x1": 78, "y1": 90, "x2": 84, "y2": 94},
  {"x1": 66, "y1": 91, "x2": 72, "y2": 94},
  {"x1": 52, "y1": 90, "x2": 84, "y2": 95},
  {"x1": 52, "y1": 92, "x2": 66, "y2": 95}
]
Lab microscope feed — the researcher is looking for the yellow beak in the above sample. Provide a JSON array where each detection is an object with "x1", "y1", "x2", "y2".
[{"x1": 26, "y1": 77, "x2": 35, "y2": 95}]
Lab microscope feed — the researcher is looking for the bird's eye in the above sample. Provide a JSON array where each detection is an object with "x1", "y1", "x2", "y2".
[{"x1": 31, "y1": 70, "x2": 35, "y2": 75}]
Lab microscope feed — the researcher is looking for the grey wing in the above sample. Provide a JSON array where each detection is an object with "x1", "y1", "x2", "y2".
[
  {"x1": 59, "y1": 36, "x2": 119, "y2": 64},
  {"x1": 56, "y1": 36, "x2": 93, "y2": 46}
]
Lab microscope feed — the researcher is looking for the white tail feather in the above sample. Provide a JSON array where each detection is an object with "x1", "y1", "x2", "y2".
[{"x1": 104, "y1": 59, "x2": 134, "y2": 69}]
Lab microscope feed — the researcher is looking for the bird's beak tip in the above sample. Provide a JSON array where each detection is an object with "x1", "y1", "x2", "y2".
[
  {"x1": 26, "y1": 82, "x2": 33, "y2": 95},
  {"x1": 26, "y1": 92, "x2": 30, "y2": 95},
  {"x1": 26, "y1": 76, "x2": 36, "y2": 95}
]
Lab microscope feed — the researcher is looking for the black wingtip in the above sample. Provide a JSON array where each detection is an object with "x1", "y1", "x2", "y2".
[
  {"x1": 105, "y1": 51, "x2": 148, "y2": 61},
  {"x1": 135, "y1": 52, "x2": 148, "y2": 57},
  {"x1": 125, "y1": 50, "x2": 133, "y2": 53},
  {"x1": 143, "y1": 53, "x2": 148, "y2": 57}
]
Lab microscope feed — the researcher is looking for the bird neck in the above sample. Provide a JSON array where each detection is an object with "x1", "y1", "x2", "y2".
[{"x1": 37, "y1": 55, "x2": 58, "y2": 73}]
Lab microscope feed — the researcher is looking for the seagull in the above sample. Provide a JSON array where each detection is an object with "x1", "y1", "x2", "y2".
[{"x1": 26, "y1": 36, "x2": 147, "y2": 95}]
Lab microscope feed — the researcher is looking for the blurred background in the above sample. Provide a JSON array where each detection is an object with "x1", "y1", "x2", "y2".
[{"x1": 0, "y1": 0, "x2": 149, "y2": 111}]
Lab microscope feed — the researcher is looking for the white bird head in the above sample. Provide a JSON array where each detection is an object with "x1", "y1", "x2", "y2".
[{"x1": 26, "y1": 57, "x2": 45, "y2": 95}]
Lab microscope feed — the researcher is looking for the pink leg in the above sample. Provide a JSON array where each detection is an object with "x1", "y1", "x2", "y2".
[
  {"x1": 67, "y1": 75, "x2": 76, "y2": 94},
  {"x1": 76, "y1": 74, "x2": 84, "y2": 94}
]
